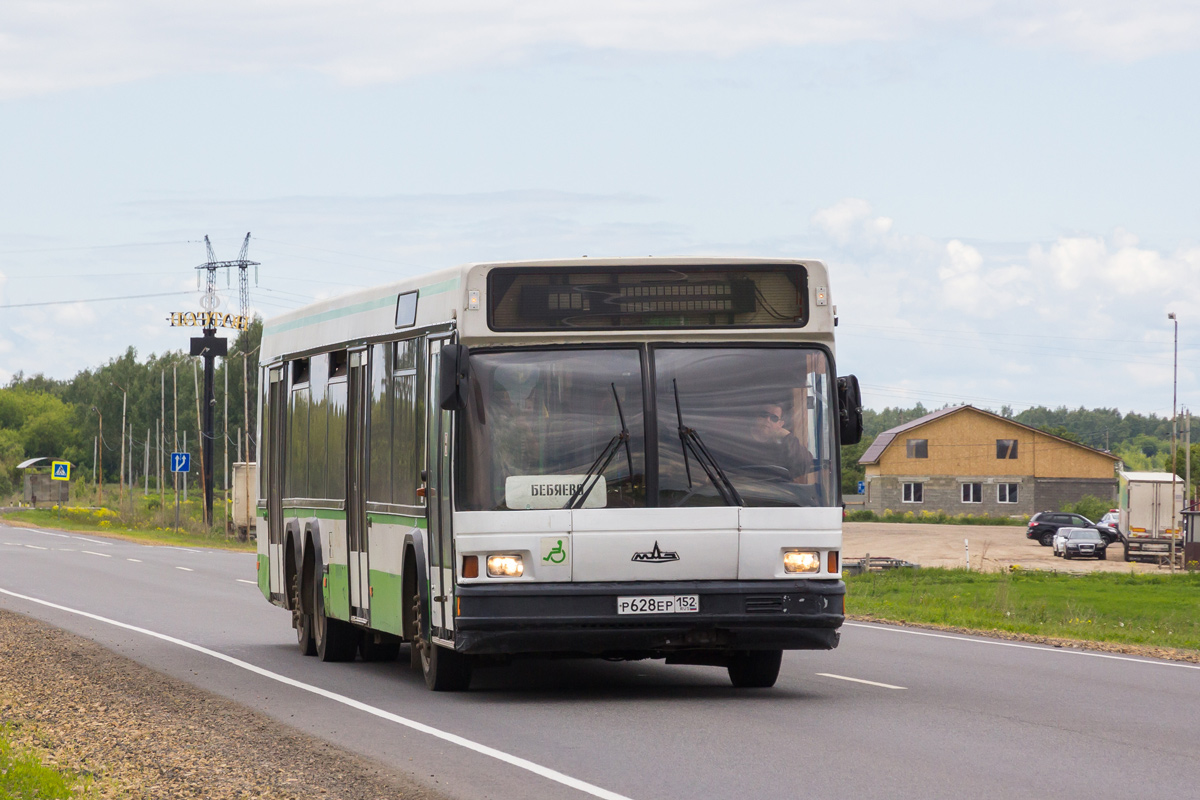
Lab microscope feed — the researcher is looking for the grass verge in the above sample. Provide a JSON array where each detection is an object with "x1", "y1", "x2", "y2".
[
  {"x1": 1, "y1": 509, "x2": 255, "y2": 552},
  {"x1": 846, "y1": 568, "x2": 1200, "y2": 653},
  {"x1": 0, "y1": 725, "x2": 90, "y2": 799}
]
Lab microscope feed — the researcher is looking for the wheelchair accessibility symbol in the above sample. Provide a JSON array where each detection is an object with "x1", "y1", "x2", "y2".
[{"x1": 541, "y1": 537, "x2": 568, "y2": 565}]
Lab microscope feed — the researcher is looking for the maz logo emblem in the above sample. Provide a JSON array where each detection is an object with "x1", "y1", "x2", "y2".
[{"x1": 631, "y1": 541, "x2": 679, "y2": 563}]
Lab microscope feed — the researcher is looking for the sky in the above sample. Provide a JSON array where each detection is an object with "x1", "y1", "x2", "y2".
[{"x1": 1, "y1": 2, "x2": 1198, "y2": 422}]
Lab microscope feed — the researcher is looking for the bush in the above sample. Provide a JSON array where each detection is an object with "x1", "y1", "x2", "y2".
[{"x1": 1060, "y1": 494, "x2": 1112, "y2": 522}]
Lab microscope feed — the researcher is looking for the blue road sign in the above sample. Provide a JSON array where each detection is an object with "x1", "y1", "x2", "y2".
[
  {"x1": 857, "y1": 480, "x2": 865, "y2": 494},
  {"x1": 51, "y1": 461, "x2": 71, "y2": 481},
  {"x1": 171, "y1": 452, "x2": 191, "y2": 473}
]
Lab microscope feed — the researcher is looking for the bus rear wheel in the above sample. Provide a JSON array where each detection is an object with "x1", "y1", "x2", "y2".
[
  {"x1": 292, "y1": 571, "x2": 316, "y2": 656},
  {"x1": 412, "y1": 596, "x2": 473, "y2": 692},
  {"x1": 728, "y1": 650, "x2": 782, "y2": 688},
  {"x1": 312, "y1": 573, "x2": 359, "y2": 662}
]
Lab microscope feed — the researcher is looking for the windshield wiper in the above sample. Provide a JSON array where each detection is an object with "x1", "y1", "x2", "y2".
[
  {"x1": 565, "y1": 384, "x2": 633, "y2": 510},
  {"x1": 673, "y1": 379, "x2": 744, "y2": 506}
]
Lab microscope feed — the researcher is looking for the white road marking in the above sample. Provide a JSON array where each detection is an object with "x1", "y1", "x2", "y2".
[
  {"x1": 845, "y1": 622, "x2": 1200, "y2": 670},
  {"x1": 0, "y1": 587, "x2": 635, "y2": 800},
  {"x1": 175, "y1": 567, "x2": 194, "y2": 572},
  {"x1": 816, "y1": 673, "x2": 906, "y2": 690},
  {"x1": 81, "y1": 550, "x2": 111, "y2": 558},
  {"x1": 236, "y1": 579, "x2": 256, "y2": 585},
  {"x1": 127, "y1": 558, "x2": 143, "y2": 563},
  {"x1": 55, "y1": 548, "x2": 77, "y2": 552},
  {"x1": 23, "y1": 544, "x2": 48, "y2": 550},
  {"x1": 162, "y1": 547, "x2": 201, "y2": 554},
  {"x1": 19, "y1": 528, "x2": 70, "y2": 539},
  {"x1": 72, "y1": 536, "x2": 112, "y2": 546}
]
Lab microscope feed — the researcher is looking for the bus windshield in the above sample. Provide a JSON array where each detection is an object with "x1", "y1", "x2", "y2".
[{"x1": 457, "y1": 345, "x2": 837, "y2": 510}]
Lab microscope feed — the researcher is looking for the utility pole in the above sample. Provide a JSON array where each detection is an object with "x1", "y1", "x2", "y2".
[
  {"x1": 115, "y1": 384, "x2": 127, "y2": 508},
  {"x1": 174, "y1": 364, "x2": 180, "y2": 526},
  {"x1": 93, "y1": 407, "x2": 103, "y2": 506},
  {"x1": 1169, "y1": 311, "x2": 1179, "y2": 572},
  {"x1": 193, "y1": 360, "x2": 203, "y2": 520},
  {"x1": 144, "y1": 428, "x2": 149, "y2": 495},
  {"x1": 1186, "y1": 410, "x2": 1192, "y2": 510},
  {"x1": 224, "y1": 356, "x2": 230, "y2": 535}
]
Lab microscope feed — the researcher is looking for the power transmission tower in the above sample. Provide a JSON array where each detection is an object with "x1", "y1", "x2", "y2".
[{"x1": 191, "y1": 233, "x2": 259, "y2": 527}]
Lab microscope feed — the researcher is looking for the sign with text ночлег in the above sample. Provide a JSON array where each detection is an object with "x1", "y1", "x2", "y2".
[{"x1": 167, "y1": 311, "x2": 249, "y2": 330}]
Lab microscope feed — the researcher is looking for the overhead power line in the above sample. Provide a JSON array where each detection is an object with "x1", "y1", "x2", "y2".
[{"x1": 0, "y1": 291, "x2": 192, "y2": 309}]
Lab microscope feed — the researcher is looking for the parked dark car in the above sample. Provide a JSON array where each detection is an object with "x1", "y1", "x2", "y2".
[
  {"x1": 1027, "y1": 511, "x2": 1118, "y2": 546},
  {"x1": 1061, "y1": 528, "x2": 1108, "y2": 560}
]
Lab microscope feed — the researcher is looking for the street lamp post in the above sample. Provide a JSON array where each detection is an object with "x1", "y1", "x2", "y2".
[
  {"x1": 91, "y1": 406, "x2": 103, "y2": 506},
  {"x1": 1169, "y1": 312, "x2": 1179, "y2": 572}
]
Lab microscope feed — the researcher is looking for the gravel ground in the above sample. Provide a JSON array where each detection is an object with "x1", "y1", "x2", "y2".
[
  {"x1": 844, "y1": 521, "x2": 1170, "y2": 573},
  {"x1": 0, "y1": 608, "x2": 450, "y2": 800}
]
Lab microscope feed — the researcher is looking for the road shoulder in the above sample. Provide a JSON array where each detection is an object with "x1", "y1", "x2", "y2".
[{"x1": 0, "y1": 608, "x2": 449, "y2": 800}]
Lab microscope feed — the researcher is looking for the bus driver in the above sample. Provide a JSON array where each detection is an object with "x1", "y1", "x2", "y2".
[{"x1": 749, "y1": 402, "x2": 816, "y2": 482}]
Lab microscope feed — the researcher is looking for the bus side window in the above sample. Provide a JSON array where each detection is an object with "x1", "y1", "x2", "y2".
[{"x1": 392, "y1": 338, "x2": 422, "y2": 506}]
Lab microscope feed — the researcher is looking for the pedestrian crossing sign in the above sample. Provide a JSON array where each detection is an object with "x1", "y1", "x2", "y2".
[{"x1": 51, "y1": 461, "x2": 70, "y2": 481}]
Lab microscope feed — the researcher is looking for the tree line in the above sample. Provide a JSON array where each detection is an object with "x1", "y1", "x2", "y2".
[{"x1": 0, "y1": 320, "x2": 262, "y2": 500}]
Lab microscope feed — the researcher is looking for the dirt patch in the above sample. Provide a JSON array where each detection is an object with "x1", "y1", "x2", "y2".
[
  {"x1": 0, "y1": 608, "x2": 448, "y2": 800},
  {"x1": 844, "y1": 522, "x2": 1169, "y2": 574}
]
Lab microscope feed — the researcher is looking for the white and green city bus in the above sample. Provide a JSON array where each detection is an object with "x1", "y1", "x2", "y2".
[{"x1": 256, "y1": 258, "x2": 862, "y2": 690}]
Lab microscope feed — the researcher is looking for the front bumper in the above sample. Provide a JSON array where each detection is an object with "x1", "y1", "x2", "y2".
[{"x1": 453, "y1": 579, "x2": 844, "y2": 656}]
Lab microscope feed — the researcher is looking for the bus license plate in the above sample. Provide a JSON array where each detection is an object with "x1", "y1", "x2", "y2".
[{"x1": 616, "y1": 595, "x2": 699, "y2": 615}]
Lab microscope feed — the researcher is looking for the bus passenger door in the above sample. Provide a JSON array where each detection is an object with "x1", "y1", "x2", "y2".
[
  {"x1": 347, "y1": 349, "x2": 370, "y2": 620},
  {"x1": 267, "y1": 366, "x2": 286, "y2": 599},
  {"x1": 425, "y1": 337, "x2": 454, "y2": 638}
]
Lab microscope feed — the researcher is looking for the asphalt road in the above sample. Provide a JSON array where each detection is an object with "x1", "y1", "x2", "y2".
[{"x1": 1, "y1": 521, "x2": 1197, "y2": 800}]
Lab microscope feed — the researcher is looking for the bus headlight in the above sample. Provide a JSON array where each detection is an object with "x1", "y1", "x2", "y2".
[
  {"x1": 783, "y1": 550, "x2": 820, "y2": 573},
  {"x1": 487, "y1": 554, "x2": 524, "y2": 577}
]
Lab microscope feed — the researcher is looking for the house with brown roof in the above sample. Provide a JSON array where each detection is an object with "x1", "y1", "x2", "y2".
[{"x1": 858, "y1": 405, "x2": 1119, "y2": 516}]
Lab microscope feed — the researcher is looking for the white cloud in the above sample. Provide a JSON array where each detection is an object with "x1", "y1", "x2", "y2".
[{"x1": 1, "y1": 2, "x2": 1198, "y2": 98}]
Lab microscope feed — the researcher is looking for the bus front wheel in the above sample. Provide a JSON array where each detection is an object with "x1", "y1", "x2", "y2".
[
  {"x1": 728, "y1": 650, "x2": 782, "y2": 688},
  {"x1": 412, "y1": 596, "x2": 473, "y2": 691}
]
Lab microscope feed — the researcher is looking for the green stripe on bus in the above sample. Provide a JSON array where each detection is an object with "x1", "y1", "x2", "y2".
[
  {"x1": 367, "y1": 511, "x2": 427, "y2": 528},
  {"x1": 257, "y1": 553, "x2": 270, "y2": 599},
  {"x1": 325, "y1": 563, "x2": 350, "y2": 621},
  {"x1": 283, "y1": 508, "x2": 347, "y2": 520},
  {"x1": 264, "y1": 294, "x2": 395, "y2": 336},
  {"x1": 367, "y1": 569, "x2": 405, "y2": 636},
  {"x1": 256, "y1": 507, "x2": 267, "y2": 519},
  {"x1": 419, "y1": 278, "x2": 459, "y2": 297},
  {"x1": 262, "y1": 277, "x2": 460, "y2": 335}
]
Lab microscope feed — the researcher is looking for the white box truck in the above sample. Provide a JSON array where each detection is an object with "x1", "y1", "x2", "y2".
[
  {"x1": 232, "y1": 462, "x2": 258, "y2": 541},
  {"x1": 1118, "y1": 471, "x2": 1184, "y2": 563}
]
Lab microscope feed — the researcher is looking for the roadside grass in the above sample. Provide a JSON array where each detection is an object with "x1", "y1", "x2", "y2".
[
  {"x1": 845, "y1": 509, "x2": 1028, "y2": 526},
  {"x1": 0, "y1": 725, "x2": 89, "y2": 799},
  {"x1": 1, "y1": 509, "x2": 255, "y2": 552},
  {"x1": 846, "y1": 568, "x2": 1200, "y2": 652}
]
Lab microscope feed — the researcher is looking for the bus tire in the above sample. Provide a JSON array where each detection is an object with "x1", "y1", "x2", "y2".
[
  {"x1": 291, "y1": 570, "x2": 316, "y2": 656},
  {"x1": 413, "y1": 596, "x2": 473, "y2": 691},
  {"x1": 312, "y1": 574, "x2": 359, "y2": 662},
  {"x1": 728, "y1": 650, "x2": 782, "y2": 688}
]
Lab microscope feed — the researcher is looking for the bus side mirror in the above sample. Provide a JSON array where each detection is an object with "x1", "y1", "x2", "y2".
[
  {"x1": 439, "y1": 344, "x2": 470, "y2": 411},
  {"x1": 838, "y1": 374, "x2": 863, "y2": 445}
]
